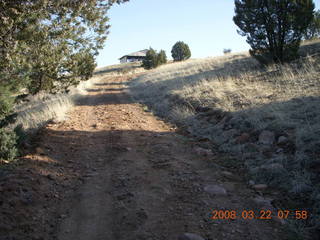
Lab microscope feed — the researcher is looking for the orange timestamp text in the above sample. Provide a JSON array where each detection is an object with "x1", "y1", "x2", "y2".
[{"x1": 210, "y1": 210, "x2": 308, "y2": 220}]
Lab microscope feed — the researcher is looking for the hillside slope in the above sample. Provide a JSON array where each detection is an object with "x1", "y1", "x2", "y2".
[{"x1": 130, "y1": 40, "x2": 320, "y2": 238}]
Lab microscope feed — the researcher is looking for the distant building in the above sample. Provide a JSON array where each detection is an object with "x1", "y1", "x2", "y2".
[{"x1": 119, "y1": 49, "x2": 148, "y2": 63}]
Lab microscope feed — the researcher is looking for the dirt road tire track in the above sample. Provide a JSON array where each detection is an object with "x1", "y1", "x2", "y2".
[
  {"x1": 52, "y1": 75, "x2": 287, "y2": 240},
  {"x1": 1, "y1": 74, "x2": 286, "y2": 240}
]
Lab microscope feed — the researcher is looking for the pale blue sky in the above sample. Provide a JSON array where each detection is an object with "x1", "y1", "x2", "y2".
[{"x1": 96, "y1": 0, "x2": 320, "y2": 67}]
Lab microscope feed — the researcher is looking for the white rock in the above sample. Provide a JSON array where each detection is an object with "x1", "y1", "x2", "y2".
[
  {"x1": 204, "y1": 185, "x2": 227, "y2": 196},
  {"x1": 194, "y1": 147, "x2": 213, "y2": 156}
]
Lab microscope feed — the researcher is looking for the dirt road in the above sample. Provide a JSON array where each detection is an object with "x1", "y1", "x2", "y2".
[{"x1": 37, "y1": 75, "x2": 286, "y2": 240}]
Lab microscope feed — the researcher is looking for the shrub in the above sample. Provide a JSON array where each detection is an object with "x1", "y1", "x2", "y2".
[
  {"x1": 142, "y1": 48, "x2": 167, "y2": 70},
  {"x1": 0, "y1": 128, "x2": 18, "y2": 163},
  {"x1": 223, "y1": 49, "x2": 232, "y2": 54},
  {"x1": 304, "y1": 10, "x2": 320, "y2": 40},
  {"x1": 157, "y1": 50, "x2": 167, "y2": 65},
  {"x1": 171, "y1": 41, "x2": 191, "y2": 61},
  {"x1": 142, "y1": 48, "x2": 158, "y2": 70},
  {"x1": 233, "y1": 0, "x2": 315, "y2": 64}
]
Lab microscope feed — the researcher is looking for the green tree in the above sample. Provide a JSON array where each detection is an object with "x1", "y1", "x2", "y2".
[
  {"x1": 142, "y1": 48, "x2": 158, "y2": 69},
  {"x1": 233, "y1": 0, "x2": 315, "y2": 64},
  {"x1": 171, "y1": 41, "x2": 191, "y2": 61},
  {"x1": 0, "y1": 0, "x2": 129, "y2": 163},
  {"x1": 304, "y1": 10, "x2": 320, "y2": 40},
  {"x1": 157, "y1": 50, "x2": 167, "y2": 65}
]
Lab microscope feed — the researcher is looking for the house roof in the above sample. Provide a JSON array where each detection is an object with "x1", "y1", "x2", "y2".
[{"x1": 119, "y1": 49, "x2": 148, "y2": 59}]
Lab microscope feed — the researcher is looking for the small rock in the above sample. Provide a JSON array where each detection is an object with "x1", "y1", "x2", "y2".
[
  {"x1": 253, "y1": 196, "x2": 276, "y2": 211},
  {"x1": 126, "y1": 147, "x2": 132, "y2": 151},
  {"x1": 35, "y1": 147, "x2": 45, "y2": 155},
  {"x1": 248, "y1": 180, "x2": 255, "y2": 186},
  {"x1": 204, "y1": 185, "x2": 227, "y2": 196},
  {"x1": 259, "y1": 131, "x2": 275, "y2": 145},
  {"x1": 178, "y1": 233, "x2": 205, "y2": 240},
  {"x1": 223, "y1": 129, "x2": 238, "y2": 140},
  {"x1": 253, "y1": 196, "x2": 273, "y2": 208},
  {"x1": 235, "y1": 133, "x2": 250, "y2": 144},
  {"x1": 194, "y1": 147, "x2": 213, "y2": 156},
  {"x1": 252, "y1": 184, "x2": 268, "y2": 191},
  {"x1": 196, "y1": 106, "x2": 211, "y2": 112},
  {"x1": 220, "y1": 171, "x2": 237, "y2": 180},
  {"x1": 244, "y1": 143, "x2": 260, "y2": 153},
  {"x1": 46, "y1": 174, "x2": 54, "y2": 180},
  {"x1": 277, "y1": 136, "x2": 288, "y2": 144},
  {"x1": 260, "y1": 163, "x2": 284, "y2": 171}
]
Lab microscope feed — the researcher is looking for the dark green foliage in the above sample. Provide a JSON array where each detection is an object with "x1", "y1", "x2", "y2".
[
  {"x1": 142, "y1": 48, "x2": 158, "y2": 70},
  {"x1": 157, "y1": 50, "x2": 167, "y2": 65},
  {"x1": 142, "y1": 48, "x2": 167, "y2": 70},
  {"x1": 233, "y1": 0, "x2": 315, "y2": 64},
  {"x1": 171, "y1": 41, "x2": 191, "y2": 61},
  {"x1": 0, "y1": 128, "x2": 18, "y2": 162},
  {"x1": 0, "y1": 0, "x2": 129, "y2": 163},
  {"x1": 304, "y1": 10, "x2": 320, "y2": 40}
]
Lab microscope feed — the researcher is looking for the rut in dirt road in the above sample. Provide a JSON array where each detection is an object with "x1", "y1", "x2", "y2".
[{"x1": 46, "y1": 75, "x2": 287, "y2": 240}]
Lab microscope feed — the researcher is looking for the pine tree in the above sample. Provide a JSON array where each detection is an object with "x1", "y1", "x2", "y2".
[
  {"x1": 0, "y1": 0, "x2": 129, "y2": 162},
  {"x1": 142, "y1": 48, "x2": 158, "y2": 69},
  {"x1": 233, "y1": 0, "x2": 315, "y2": 64},
  {"x1": 304, "y1": 10, "x2": 320, "y2": 40},
  {"x1": 171, "y1": 41, "x2": 191, "y2": 61},
  {"x1": 157, "y1": 50, "x2": 167, "y2": 65}
]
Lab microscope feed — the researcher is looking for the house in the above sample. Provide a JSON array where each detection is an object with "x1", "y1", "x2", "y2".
[{"x1": 119, "y1": 49, "x2": 148, "y2": 63}]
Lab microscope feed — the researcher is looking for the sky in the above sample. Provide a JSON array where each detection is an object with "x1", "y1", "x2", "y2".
[{"x1": 96, "y1": 0, "x2": 320, "y2": 67}]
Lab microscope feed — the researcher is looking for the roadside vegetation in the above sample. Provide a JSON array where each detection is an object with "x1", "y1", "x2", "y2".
[
  {"x1": 142, "y1": 48, "x2": 167, "y2": 70},
  {"x1": 171, "y1": 41, "x2": 191, "y2": 62},
  {"x1": 0, "y1": 0, "x2": 128, "y2": 164},
  {"x1": 130, "y1": 39, "x2": 320, "y2": 238}
]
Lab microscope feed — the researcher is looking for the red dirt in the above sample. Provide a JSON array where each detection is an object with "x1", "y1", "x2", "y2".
[{"x1": 0, "y1": 74, "x2": 288, "y2": 240}]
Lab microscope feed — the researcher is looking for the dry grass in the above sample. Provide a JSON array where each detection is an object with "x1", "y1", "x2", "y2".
[{"x1": 130, "y1": 40, "x2": 320, "y2": 237}]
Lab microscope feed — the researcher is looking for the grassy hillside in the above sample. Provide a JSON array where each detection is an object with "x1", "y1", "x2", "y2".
[{"x1": 130, "y1": 40, "x2": 320, "y2": 238}]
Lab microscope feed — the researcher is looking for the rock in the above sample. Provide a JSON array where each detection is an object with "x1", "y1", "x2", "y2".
[
  {"x1": 46, "y1": 174, "x2": 54, "y2": 180},
  {"x1": 196, "y1": 106, "x2": 211, "y2": 112},
  {"x1": 309, "y1": 160, "x2": 320, "y2": 173},
  {"x1": 223, "y1": 129, "x2": 238, "y2": 140},
  {"x1": 260, "y1": 163, "x2": 285, "y2": 171},
  {"x1": 35, "y1": 147, "x2": 45, "y2": 155},
  {"x1": 178, "y1": 233, "x2": 205, "y2": 240},
  {"x1": 244, "y1": 143, "x2": 259, "y2": 153},
  {"x1": 253, "y1": 196, "x2": 274, "y2": 209},
  {"x1": 252, "y1": 184, "x2": 268, "y2": 191},
  {"x1": 277, "y1": 136, "x2": 288, "y2": 144},
  {"x1": 235, "y1": 133, "x2": 250, "y2": 144},
  {"x1": 204, "y1": 184, "x2": 227, "y2": 196},
  {"x1": 248, "y1": 180, "x2": 255, "y2": 186},
  {"x1": 221, "y1": 171, "x2": 233, "y2": 177},
  {"x1": 221, "y1": 171, "x2": 239, "y2": 180},
  {"x1": 258, "y1": 131, "x2": 275, "y2": 145},
  {"x1": 290, "y1": 183, "x2": 313, "y2": 194},
  {"x1": 194, "y1": 147, "x2": 213, "y2": 156}
]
